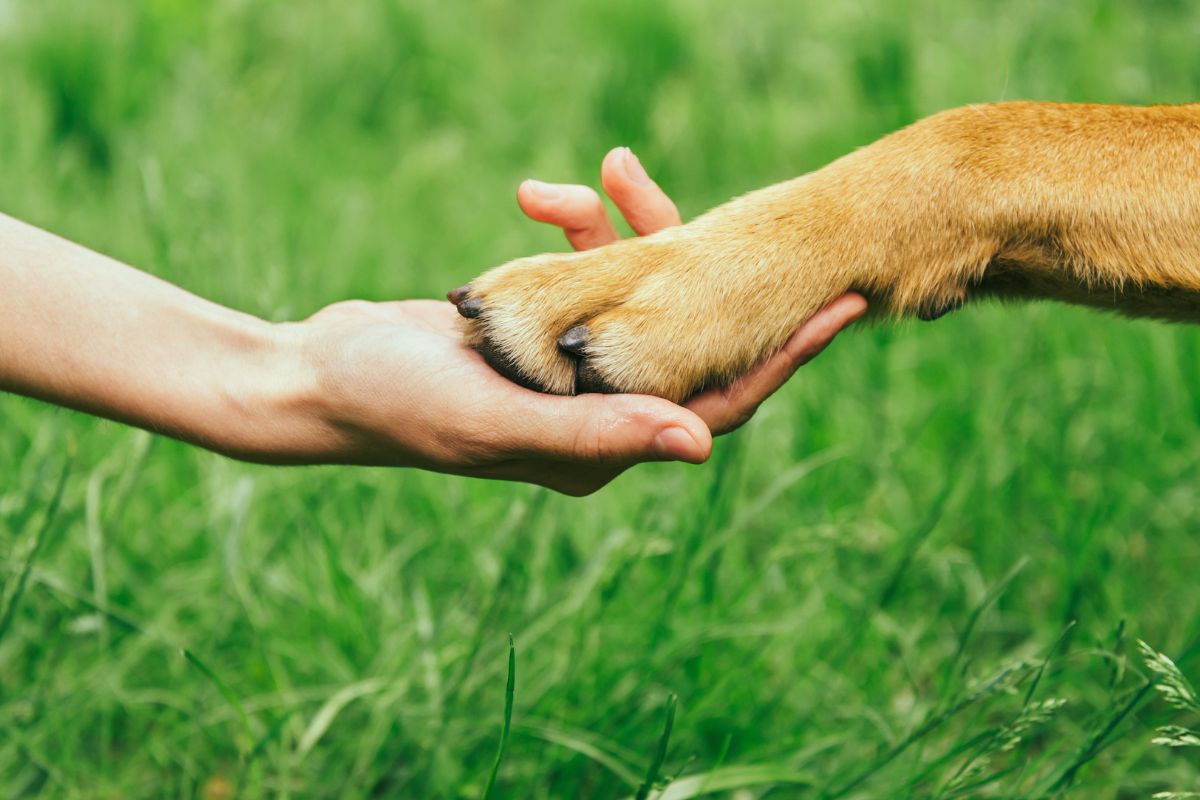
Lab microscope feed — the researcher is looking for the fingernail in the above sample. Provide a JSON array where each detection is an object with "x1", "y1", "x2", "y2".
[
  {"x1": 622, "y1": 148, "x2": 652, "y2": 185},
  {"x1": 654, "y1": 426, "x2": 701, "y2": 461},
  {"x1": 524, "y1": 179, "x2": 561, "y2": 200}
]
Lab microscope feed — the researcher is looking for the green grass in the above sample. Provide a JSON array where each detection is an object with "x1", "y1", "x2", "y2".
[{"x1": 3, "y1": 0, "x2": 1200, "y2": 796}]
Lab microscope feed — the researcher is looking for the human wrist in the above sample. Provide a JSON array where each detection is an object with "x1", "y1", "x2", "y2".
[{"x1": 199, "y1": 316, "x2": 332, "y2": 464}]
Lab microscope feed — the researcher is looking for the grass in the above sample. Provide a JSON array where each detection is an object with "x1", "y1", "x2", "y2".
[{"x1": 2, "y1": 0, "x2": 1200, "y2": 796}]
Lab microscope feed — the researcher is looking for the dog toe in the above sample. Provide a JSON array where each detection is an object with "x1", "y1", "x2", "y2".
[{"x1": 556, "y1": 325, "x2": 590, "y2": 355}]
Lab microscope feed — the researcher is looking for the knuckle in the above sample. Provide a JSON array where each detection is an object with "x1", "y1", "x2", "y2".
[
  {"x1": 571, "y1": 418, "x2": 611, "y2": 462},
  {"x1": 571, "y1": 426, "x2": 601, "y2": 462}
]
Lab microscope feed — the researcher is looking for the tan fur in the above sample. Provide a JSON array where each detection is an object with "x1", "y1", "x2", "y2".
[{"x1": 459, "y1": 102, "x2": 1200, "y2": 402}]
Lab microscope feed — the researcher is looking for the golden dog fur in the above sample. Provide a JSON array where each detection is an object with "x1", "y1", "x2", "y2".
[{"x1": 455, "y1": 102, "x2": 1200, "y2": 402}]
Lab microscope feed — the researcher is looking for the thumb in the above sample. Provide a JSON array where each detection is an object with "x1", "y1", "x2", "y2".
[{"x1": 520, "y1": 393, "x2": 713, "y2": 465}]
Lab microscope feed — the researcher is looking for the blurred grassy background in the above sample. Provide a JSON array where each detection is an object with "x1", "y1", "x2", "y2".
[{"x1": 3, "y1": 0, "x2": 1200, "y2": 797}]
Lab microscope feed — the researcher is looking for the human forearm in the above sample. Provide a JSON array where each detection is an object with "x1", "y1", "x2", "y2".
[{"x1": 0, "y1": 212, "x2": 307, "y2": 458}]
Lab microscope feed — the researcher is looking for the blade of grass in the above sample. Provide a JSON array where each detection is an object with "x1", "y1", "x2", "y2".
[
  {"x1": 942, "y1": 557, "x2": 1029, "y2": 689},
  {"x1": 938, "y1": 621, "x2": 1076, "y2": 794},
  {"x1": 0, "y1": 457, "x2": 70, "y2": 645},
  {"x1": 481, "y1": 634, "x2": 516, "y2": 800},
  {"x1": 822, "y1": 661, "x2": 1030, "y2": 798},
  {"x1": 182, "y1": 648, "x2": 255, "y2": 758},
  {"x1": 636, "y1": 692, "x2": 677, "y2": 800},
  {"x1": 518, "y1": 722, "x2": 642, "y2": 787},
  {"x1": 1044, "y1": 681, "x2": 1154, "y2": 792},
  {"x1": 294, "y1": 678, "x2": 388, "y2": 760}
]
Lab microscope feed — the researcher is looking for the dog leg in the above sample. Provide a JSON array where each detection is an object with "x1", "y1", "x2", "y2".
[{"x1": 454, "y1": 102, "x2": 1200, "y2": 402}]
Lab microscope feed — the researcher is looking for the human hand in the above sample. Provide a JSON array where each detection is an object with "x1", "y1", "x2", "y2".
[{"x1": 277, "y1": 149, "x2": 865, "y2": 494}]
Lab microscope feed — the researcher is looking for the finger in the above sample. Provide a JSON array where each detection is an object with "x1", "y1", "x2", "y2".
[
  {"x1": 686, "y1": 293, "x2": 868, "y2": 435},
  {"x1": 498, "y1": 392, "x2": 713, "y2": 467},
  {"x1": 600, "y1": 147, "x2": 683, "y2": 236},
  {"x1": 517, "y1": 180, "x2": 620, "y2": 251},
  {"x1": 773, "y1": 292, "x2": 869, "y2": 371}
]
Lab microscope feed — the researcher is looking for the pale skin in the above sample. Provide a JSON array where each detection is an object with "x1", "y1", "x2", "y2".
[{"x1": 0, "y1": 148, "x2": 865, "y2": 495}]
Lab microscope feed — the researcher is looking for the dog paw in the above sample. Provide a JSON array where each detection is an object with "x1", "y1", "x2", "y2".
[{"x1": 450, "y1": 208, "x2": 840, "y2": 402}]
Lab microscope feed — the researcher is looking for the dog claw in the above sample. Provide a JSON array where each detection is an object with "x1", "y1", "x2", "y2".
[
  {"x1": 557, "y1": 325, "x2": 590, "y2": 355},
  {"x1": 447, "y1": 285, "x2": 471, "y2": 305},
  {"x1": 456, "y1": 296, "x2": 484, "y2": 318}
]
